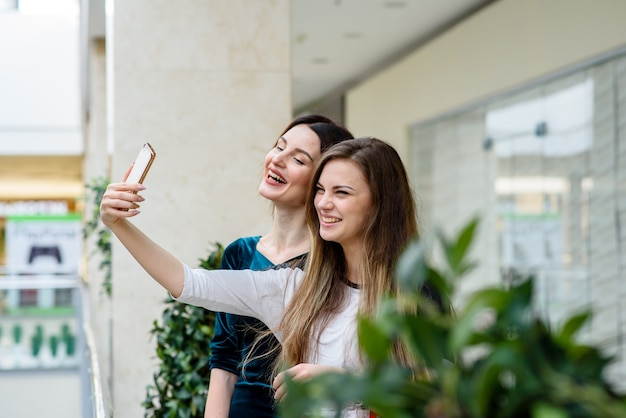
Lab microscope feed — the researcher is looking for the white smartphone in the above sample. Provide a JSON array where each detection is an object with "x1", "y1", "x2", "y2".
[{"x1": 126, "y1": 143, "x2": 156, "y2": 184}]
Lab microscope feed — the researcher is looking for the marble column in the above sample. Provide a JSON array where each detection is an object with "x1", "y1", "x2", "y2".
[{"x1": 110, "y1": 1, "x2": 290, "y2": 416}]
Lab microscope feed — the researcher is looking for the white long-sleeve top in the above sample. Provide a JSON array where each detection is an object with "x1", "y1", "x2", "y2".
[
  {"x1": 175, "y1": 264, "x2": 370, "y2": 417},
  {"x1": 176, "y1": 263, "x2": 362, "y2": 370}
]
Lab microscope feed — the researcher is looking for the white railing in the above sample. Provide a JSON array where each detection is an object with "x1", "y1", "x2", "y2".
[{"x1": 82, "y1": 287, "x2": 113, "y2": 418}]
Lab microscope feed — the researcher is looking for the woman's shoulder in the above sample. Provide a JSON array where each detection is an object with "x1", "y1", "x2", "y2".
[
  {"x1": 222, "y1": 236, "x2": 262, "y2": 269},
  {"x1": 224, "y1": 235, "x2": 261, "y2": 251},
  {"x1": 223, "y1": 236, "x2": 262, "y2": 256}
]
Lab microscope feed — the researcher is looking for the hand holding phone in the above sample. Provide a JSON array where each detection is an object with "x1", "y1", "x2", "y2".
[{"x1": 126, "y1": 143, "x2": 156, "y2": 184}]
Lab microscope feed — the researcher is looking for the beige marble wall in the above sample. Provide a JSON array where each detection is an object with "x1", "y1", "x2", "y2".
[{"x1": 110, "y1": 1, "x2": 290, "y2": 416}]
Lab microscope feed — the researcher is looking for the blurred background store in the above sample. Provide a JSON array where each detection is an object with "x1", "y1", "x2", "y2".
[
  {"x1": 1, "y1": 0, "x2": 625, "y2": 417},
  {"x1": 0, "y1": 1, "x2": 85, "y2": 417}
]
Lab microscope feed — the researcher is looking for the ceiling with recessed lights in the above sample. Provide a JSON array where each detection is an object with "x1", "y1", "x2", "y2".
[
  {"x1": 84, "y1": 0, "x2": 496, "y2": 111},
  {"x1": 291, "y1": 0, "x2": 494, "y2": 110}
]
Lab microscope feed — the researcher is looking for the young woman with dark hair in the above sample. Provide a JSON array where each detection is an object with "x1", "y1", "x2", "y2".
[{"x1": 207, "y1": 115, "x2": 353, "y2": 418}]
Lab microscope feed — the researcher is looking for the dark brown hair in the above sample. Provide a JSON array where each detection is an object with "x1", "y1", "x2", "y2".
[{"x1": 276, "y1": 114, "x2": 354, "y2": 153}]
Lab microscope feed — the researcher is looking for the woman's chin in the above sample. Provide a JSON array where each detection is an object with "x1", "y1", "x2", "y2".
[
  {"x1": 258, "y1": 184, "x2": 280, "y2": 199},
  {"x1": 318, "y1": 229, "x2": 336, "y2": 243}
]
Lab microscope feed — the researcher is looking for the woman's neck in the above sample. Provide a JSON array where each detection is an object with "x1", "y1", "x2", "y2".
[
  {"x1": 258, "y1": 205, "x2": 309, "y2": 264},
  {"x1": 342, "y1": 242, "x2": 364, "y2": 285}
]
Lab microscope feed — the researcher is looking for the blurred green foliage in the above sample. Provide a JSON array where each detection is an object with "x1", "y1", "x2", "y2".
[
  {"x1": 83, "y1": 176, "x2": 112, "y2": 297},
  {"x1": 279, "y1": 217, "x2": 626, "y2": 418},
  {"x1": 143, "y1": 242, "x2": 224, "y2": 418}
]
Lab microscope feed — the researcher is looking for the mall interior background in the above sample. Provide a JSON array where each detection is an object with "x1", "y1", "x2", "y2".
[{"x1": 1, "y1": 1, "x2": 626, "y2": 417}]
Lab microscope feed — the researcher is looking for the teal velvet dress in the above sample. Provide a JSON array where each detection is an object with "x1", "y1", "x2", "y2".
[{"x1": 209, "y1": 236, "x2": 305, "y2": 417}]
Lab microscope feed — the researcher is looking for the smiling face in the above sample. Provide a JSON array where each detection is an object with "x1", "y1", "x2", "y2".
[
  {"x1": 314, "y1": 159, "x2": 373, "y2": 252},
  {"x1": 259, "y1": 124, "x2": 321, "y2": 207}
]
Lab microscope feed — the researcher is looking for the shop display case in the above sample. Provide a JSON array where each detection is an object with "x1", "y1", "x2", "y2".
[{"x1": 0, "y1": 274, "x2": 81, "y2": 371}]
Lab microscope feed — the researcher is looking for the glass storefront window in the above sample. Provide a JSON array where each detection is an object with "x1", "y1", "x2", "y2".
[{"x1": 410, "y1": 52, "x2": 626, "y2": 389}]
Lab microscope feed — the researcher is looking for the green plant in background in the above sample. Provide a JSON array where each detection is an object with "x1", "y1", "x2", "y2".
[
  {"x1": 61, "y1": 323, "x2": 71, "y2": 339},
  {"x1": 83, "y1": 176, "x2": 112, "y2": 297},
  {"x1": 12, "y1": 324, "x2": 22, "y2": 345},
  {"x1": 143, "y1": 242, "x2": 224, "y2": 418},
  {"x1": 65, "y1": 334, "x2": 76, "y2": 357},
  {"x1": 61, "y1": 323, "x2": 75, "y2": 357},
  {"x1": 31, "y1": 324, "x2": 44, "y2": 357},
  {"x1": 49, "y1": 335, "x2": 59, "y2": 357},
  {"x1": 279, "y1": 217, "x2": 626, "y2": 418}
]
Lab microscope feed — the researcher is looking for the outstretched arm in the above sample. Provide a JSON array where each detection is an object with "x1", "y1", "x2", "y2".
[{"x1": 100, "y1": 180, "x2": 185, "y2": 297}]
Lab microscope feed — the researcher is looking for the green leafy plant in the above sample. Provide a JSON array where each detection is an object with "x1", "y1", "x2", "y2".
[
  {"x1": 31, "y1": 324, "x2": 44, "y2": 357},
  {"x1": 143, "y1": 242, "x2": 224, "y2": 418},
  {"x1": 49, "y1": 335, "x2": 59, "y2": 357},
  {"x1": 279, "y1": 217, "x2": 626, "y2": 418},
  {"x1": 83, "y1": 176, "x2": 112, "y2": 297},
  {"x1": 13, "y1": 324, "x2": 22, "y2": 345},
  {"x1": 61, "y1": 323, "x2": 75, "y2": 356}
]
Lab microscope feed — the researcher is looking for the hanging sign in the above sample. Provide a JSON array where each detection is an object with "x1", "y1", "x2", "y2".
[{"x1": 5, "y1": 214, "x2": 82, "y2": 275}]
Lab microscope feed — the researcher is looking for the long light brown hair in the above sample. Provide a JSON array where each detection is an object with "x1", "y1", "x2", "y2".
[{"x1": 277, "y1": 137, "x2": 419, "y2": 368}]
